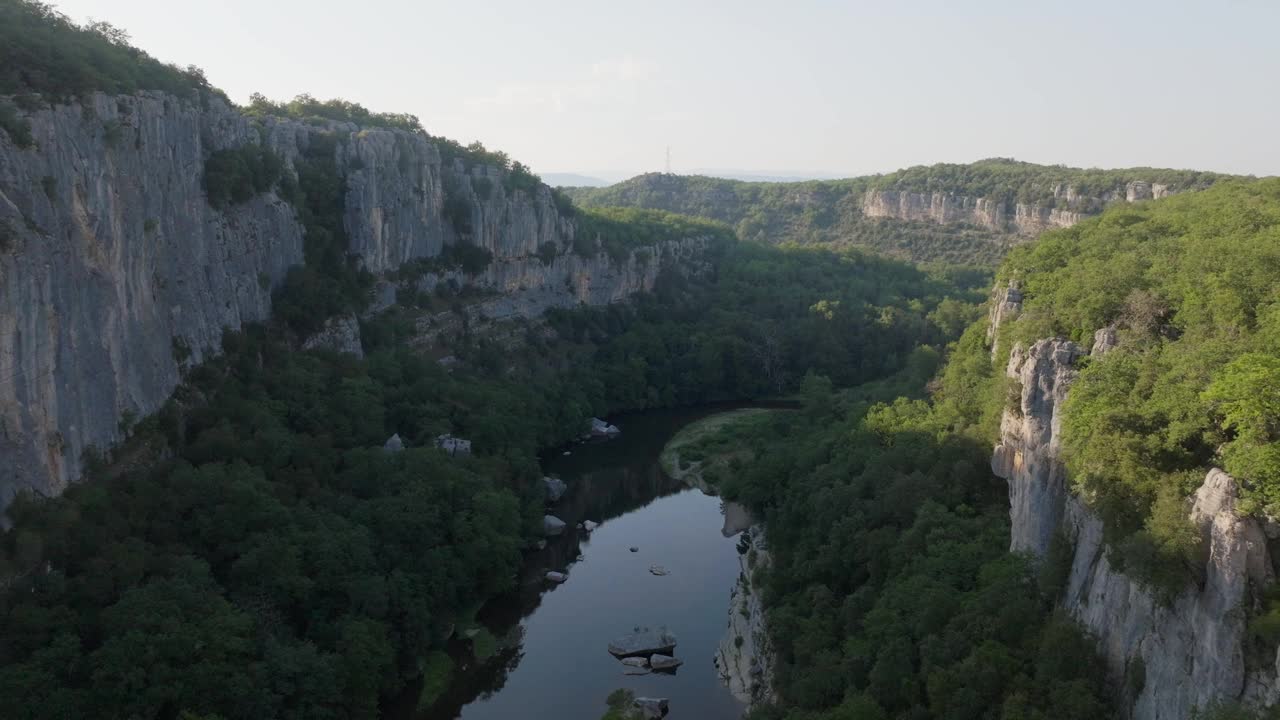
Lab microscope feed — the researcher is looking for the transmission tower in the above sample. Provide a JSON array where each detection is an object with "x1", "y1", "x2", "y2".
[{"x1": 665, "y1": 146, "x2": 671, "y2": 175}]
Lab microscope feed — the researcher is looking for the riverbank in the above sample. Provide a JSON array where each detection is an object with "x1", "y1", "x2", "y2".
[{"x1": 659, "y1": 408, "x2": 779, "y2": 494}]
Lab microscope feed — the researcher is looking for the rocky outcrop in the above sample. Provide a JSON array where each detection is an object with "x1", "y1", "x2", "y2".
[
  {"x1": 716, "y1": 528, "x2": 774, "y2": 707},
  {"x1": 989, "y1": 306, "x2": 1280, "y2": 717},
  {"x1": 608, "y1": 627, "x2": 678, "y2": 658},
  {"x1": 985, "y1": 282, "x2": 1023, "y2": 354},
  {"x1": 0, "y1": 91, "x2": 717, "y2": 506},
  {"x1": 0, "y1": 92, "x2": 307, "y2": 506},
  {"x1": 862, "y1": 179, "x2": 1171, "y2": 237},
  {"x1": 302, "y1": 313, "x2": 364, "y2": 357}
]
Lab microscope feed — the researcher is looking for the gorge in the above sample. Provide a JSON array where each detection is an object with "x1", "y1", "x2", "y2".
[{"x1": 0, "y1": 3, "x2": 1278, "y2": 720}]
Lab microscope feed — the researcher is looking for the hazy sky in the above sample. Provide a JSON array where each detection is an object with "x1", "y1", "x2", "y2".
[{"x1": 52, "y1": 0, "x2": 1280, "y2": 178}]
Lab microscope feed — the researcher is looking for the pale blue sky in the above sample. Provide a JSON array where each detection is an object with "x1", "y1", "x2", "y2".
[{"x1": 52, "y1": 0, "x2": 1280, "y2": 178}]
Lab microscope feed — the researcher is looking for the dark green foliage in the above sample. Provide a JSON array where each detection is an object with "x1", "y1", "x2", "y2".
[
  {"x1": 244, "y1": 92, "x2": 422, "y2": 133},
  {"x1": 574, "y1": 206, "x2": 734, "y2": 263},
  {"x1": 441, "y1": 242, "x2": 493, "y2": 275},
  {"x1": 716, "y1": 352, "x2": 1114, "y2": 720},
  {"x1": 547, "y1": 241, "x2": 982, "y2": 408},
  {"x1": 537, "y1": 241, "x2": 559, "y2": 266},
  {"x1": 272, "y1": 132, "x2": 373, "y2": 335},
  {"x1": 0, "y1": 100, "x2": 34, "y2": 148},
  {"x1": 0, "y1": 323, "x2": 616, "y2": 719},
  {"x1": 504, "y1": 161, "x2": 541, "y2": 194},
  {"x1": 0, "y1": 0, "x2": 218, "y2": 102},
  {"x1": 203, "y1": 143, "x2": 283, "y2": 209},
  {"x1": 443, "y1": 191, "x2": 473, "y2": 235}
]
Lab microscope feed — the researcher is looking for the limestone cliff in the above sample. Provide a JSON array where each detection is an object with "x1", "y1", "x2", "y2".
[
  {"x1": 0, "y1": 91, "x2": 715, "y2": 506},
  {"x1": 715, "y1": 528, "x2": 774, "y2": 707},
  {"x1": 988, "y1": 296, "x2": 1280, "y2": 718},
  {"x1": 861, "y1": 179, "x2": 1169, "y2": 236}
]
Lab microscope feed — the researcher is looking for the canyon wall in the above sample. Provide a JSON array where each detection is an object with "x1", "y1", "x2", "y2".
[
  {"x1": 862, "y1": 179, "x2": 1170, "y2": 236},
  {"x1": 0, "y1": 91, "x2": 712, "y2": 506},
  {"x1": 987, "y1": 287, "x2": 1280, "y2": 719}
]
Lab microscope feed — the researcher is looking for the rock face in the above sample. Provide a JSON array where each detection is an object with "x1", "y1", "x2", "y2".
[
  {"x1": 985, "y1": 282, "x2": 1023, "y2": 355},
  {"x1": 716, "y1": 528, "x2": 774, "y2": 706},
  {"x1": 988, "y1": 296, "x2": 1280, "y2": 718},
  {"x1": 0, "y1": 91, "x2": 719, "y2": 507},
  {"x1": 0, "y1": 92, "x2": 306, "y2": 505},
  {"x1": 302, "y1": 314, "x2": 364, "y2": 357},
  {"x1": 862, "y1": 179, "x2": 1167, "y2": 236}
]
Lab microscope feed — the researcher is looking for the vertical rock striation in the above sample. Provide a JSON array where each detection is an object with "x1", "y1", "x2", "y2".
[
  {"x1": 0, "y1": 91, "x2": 717, "y2": 506},
  {"x1": 987, "y1": 285, "x2": 1280, "y2": 718},
  {"x1": 861, "y1": 180, "x2": 1169, "y2": 236},
  {"x1": 716, "y1": 528, "x2": 775, "y2": 707}
]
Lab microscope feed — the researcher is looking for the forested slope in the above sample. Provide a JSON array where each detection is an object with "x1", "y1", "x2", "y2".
[{"x1": 564, "y1": 160, "x2": 1232, "y2": 266}]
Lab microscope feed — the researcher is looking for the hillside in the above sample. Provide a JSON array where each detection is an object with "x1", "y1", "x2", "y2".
[{"x1": 564, "y1": 160, "x2": 1233, "y2": 265}]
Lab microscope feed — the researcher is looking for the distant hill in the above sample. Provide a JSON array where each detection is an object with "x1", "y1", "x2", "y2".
[{"x1": 563, "y1": 160, "x2": 1236, "y2": 265}]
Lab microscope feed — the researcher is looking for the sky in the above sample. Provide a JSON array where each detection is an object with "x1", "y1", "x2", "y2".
[{"x1": 51, "y1": 0, "x2": 1280, "y2": 179}]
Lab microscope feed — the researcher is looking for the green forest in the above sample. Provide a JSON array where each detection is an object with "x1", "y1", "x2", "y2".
[
  {"x1": 3, "y1": 2, "x2": 1279, "y2": 719},
  {"x1": 562, "y1": 162, "x2": 1235, "y2": 266}
]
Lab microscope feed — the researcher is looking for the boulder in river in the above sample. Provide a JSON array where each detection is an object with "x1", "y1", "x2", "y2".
[
  {"x1": 620, "y1": 657, "x2": 649, "y2": 668},
  {"x1": 590, "y1": 417, "x2": 622, "y2": 437},
  {"x1": 633, "y1": 697, "x2": 669, "y2": 719},
  {"x1": 608, "y1": 627, "x2": 677, "y2": 658},
  {"x1": 623, "y1": 666, "x2": 651, "y2": 676},
  {"x1": 582, "y1": 520, "x2": 599, "y2": 532},
  {"x1": 543, "y1": 515, "x2": 566, "y2": 536},
  {"x1": 650, "y1": 654, "x2": 683, "y2": 671},
  {"x1": 649, "y1": 565, "x2": 670, "y2": 576},
  {"x1": 545, "y1": 571, "x2": 568, "y2": 583},
  {"x1": 630, "y1": 546, "x2": 639, "y2": 553},
  {"x1": 543, "y1": 476, "x2": 567, "y2": 503}
]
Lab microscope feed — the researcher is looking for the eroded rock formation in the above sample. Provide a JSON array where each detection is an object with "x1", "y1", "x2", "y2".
[
  {"x1": 988, "y1": 288, "x2": 1280, "y2": 719},
  {"x1": 0, "y1": 91, "x2": 716, "y2": 505}
]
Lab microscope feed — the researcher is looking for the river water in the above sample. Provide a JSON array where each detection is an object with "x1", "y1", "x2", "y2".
[{"x1": 419, "y1": 407, "x2": 751, "y2": 720}]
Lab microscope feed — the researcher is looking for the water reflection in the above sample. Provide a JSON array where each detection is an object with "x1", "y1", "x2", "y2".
[{"x1": 398, "y1": 406, "x2": 753, "y2": 720}]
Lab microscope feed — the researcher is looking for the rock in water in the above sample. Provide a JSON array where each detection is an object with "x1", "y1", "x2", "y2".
[
  {"x1": 608, "y1": 627, "x2": 677, "y2": 658},
  {"x1": 649, "y1": 654, "x2": 683, "y2": 671},
  {"x1": 583, "y1": 520, "x2": 599, "y2": 532},
  {"x1": 543, "y1": 515, "x2": 566, "y2": 536},
  {"x1": 649, "y1": 565, "x2": 670, "y2": 576},
  {"x1": 620, "y1": 657, "x2": 649, "y2": 668},
  {"x1": 590, "y1": 417, "x2": 622, "y2": 437},
  {"x1": 630, "y1": 546, "x2": 639, "y2": 553},
  {"x1": 382, "y1": 434, "x2": 404, "y2": 453},
  {"x1": 633, "y1": 697, "x2": 669, "y2": 719},
  {"x1": 543, "y1": 476, "x2": 568, "y2": 503},
  {"x1": 623, "y1": 666, "x2": 651, "y2": 676},
  {"x1": 545, "y1": 571, "x2": 567, "y2": 583}
]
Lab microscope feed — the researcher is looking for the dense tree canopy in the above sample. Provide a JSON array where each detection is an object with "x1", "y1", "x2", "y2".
[{"x1": 994, "y1": 179, "x2": 1280, "y2": 592}]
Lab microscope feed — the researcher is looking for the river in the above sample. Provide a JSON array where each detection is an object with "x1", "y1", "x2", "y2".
[{"x1": 416, "y1": 407, "x2": 753, "y2": 720}]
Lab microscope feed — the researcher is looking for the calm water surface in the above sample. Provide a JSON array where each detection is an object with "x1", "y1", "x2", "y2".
[{"x1": 417, "y1": 407, "x2": 750, "y2": 720}]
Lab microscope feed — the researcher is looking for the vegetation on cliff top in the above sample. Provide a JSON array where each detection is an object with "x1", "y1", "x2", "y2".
[
  {"x1": 562, "y1": 162, "x2": 1234, "y2": 266},
  {"x1": 1000, "y1": 178, "x2": 1280, "y2": 595},
  {"x1": 0, "y1": 0, "x2": 219, "y2": 103}
]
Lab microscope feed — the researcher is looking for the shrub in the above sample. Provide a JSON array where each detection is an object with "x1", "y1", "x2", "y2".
[
  {"x1": 203, "y1": 143, "x2": 284, "y2": 209},
  {"x1": 0, "y1": 101, "x2": 34, "y2": 148},
  {"x1": 537, "y1": 242, "x2": 558, "y2": 266}
]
